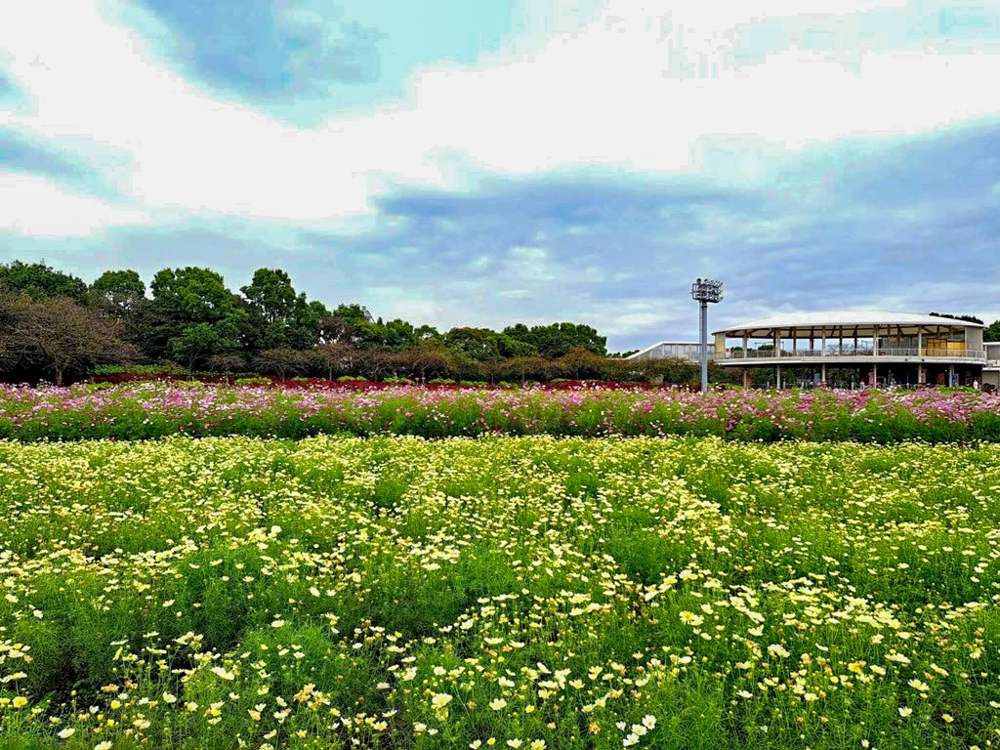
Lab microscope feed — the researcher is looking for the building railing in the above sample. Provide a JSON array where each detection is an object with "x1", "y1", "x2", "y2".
[{"x1": 725, "y1": 347, "x2": 986, "y2": 360}]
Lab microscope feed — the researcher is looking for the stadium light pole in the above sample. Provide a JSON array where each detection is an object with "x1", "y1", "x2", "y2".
[{"x1": 691, "y1": 278, "x2": 723, "y2": 394}]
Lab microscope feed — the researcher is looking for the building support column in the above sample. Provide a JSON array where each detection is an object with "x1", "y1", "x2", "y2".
[
  {"x1": 949, "y1": 363, "x2": 955, "y2": 387},
  {"x1": 742, "y1": 370, "x2": 749, "y2": 388},
  {"x1": 776, "y1": 364, "x2": 782, "y2": 390},
  {"x1": 821, "y1": 362, "x2": 827, "y2": 384}
]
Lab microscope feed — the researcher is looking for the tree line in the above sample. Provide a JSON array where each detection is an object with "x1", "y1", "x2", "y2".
[{"x1": 0, "y1": 260, "x2": 731, "y2": 386}]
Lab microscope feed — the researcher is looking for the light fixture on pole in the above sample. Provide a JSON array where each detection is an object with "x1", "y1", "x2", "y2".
[{"x1": 691, "y1": 278, "x2": 723, "y2": 394}]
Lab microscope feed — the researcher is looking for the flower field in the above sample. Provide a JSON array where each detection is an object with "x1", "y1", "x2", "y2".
[
  {"x1": 2, "y1": 382, "x2": 1000, "y2": 443},
  {"x1": 1, "y1": 435, "x2": 999, "y2": 749}
]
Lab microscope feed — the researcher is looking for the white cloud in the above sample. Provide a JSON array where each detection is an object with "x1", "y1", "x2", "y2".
[
  {"x1": 507, "y1": 246, "x2": 555, "y2": 281},
  {"x1": 0, "y1": 172, "x2": 148, "y2": 236},
  {"x1": 2, "y1": 0, "x2": 1000, "y2": 232},
  {"x1": 360, "y1": 285, "x2": 439, "y2": 322}
]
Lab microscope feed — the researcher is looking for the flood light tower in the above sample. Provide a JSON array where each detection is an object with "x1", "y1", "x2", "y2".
[{"x1": 691, "y1": 278, "x2": 723, "y2": 394}]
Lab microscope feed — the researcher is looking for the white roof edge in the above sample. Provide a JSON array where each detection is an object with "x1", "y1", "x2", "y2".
[
  {"x1": 624, "y1": 341, "x2": 700, "y2": 360},
  {"x1": 713, "y1": 311, "x2": 985, "y2": 335}
]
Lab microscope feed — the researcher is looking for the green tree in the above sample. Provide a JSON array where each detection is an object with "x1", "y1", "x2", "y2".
[
  {"x1": 985, "y1": 320, "x2": 1000, "y2": 343},
  {"x1": 381, "y1": 319, "x2": 422, "y2": 351},
  {"x1": 0, "y1": 288, "x2": 21, "y2": 374},
  {"x1": 496, "y1": 334, "x2": 535, "y2": 358},
  {"x1": 150, "y1": 267, "x2": 239, "y2": 322},
  {"x1": 444, "y1": 327, "x2": 504, "y2": 362},
  {"x1": 148, "y1": 267, "x2": 247, "y2": 364},
  {"x1": 241, "y1": 268, "x2": 322, "y2": 350},
  {"x1": 330, "y1": 304, "x2": 372, "y2": 328},
  {"x1": 349, "y1": 321, "x2": 388, "y2": 350},
  {"x1": 323, "y1": 304, "x2": 386, "y2": 349},
  {"x1": 90, "y1": 270, "x2": 146, "y2": 317},
  {"x1": 168, "y1": 321, "x2": 245, "y2": 374},
  {"x1": 503, "y1": 322, "x2": 607, "y2": 358},
  {"x1": 0, "y1": 260, "x2": 89, "y2": 303},
  {"x1": 89, "y1": 270, "x2": 148, "y2": 343}
]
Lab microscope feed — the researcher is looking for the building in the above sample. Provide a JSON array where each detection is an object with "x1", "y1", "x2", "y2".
[
  {"x1": 985, "y1": 341, "x2": 1000, "y2": 390},
  {"x1": 625, "y1": 341, "x2": 711, "y2": 363},
  {"x1": 712, "y1": 311, "x2": 986, "y2": 388}
]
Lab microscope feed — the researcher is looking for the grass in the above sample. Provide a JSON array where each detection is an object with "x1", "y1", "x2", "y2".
[{"x1": 0, "y1": 435, "x2": 999, "y2": 748}]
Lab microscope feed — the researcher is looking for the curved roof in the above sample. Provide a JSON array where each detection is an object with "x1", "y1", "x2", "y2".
[{"x1": 714, "y1": 311, "x2": 983, "y2": 335}]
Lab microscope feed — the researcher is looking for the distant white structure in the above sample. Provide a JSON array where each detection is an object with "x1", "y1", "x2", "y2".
[{"x1": 625, "y1": 341, "x2": 711, "y2": 363}]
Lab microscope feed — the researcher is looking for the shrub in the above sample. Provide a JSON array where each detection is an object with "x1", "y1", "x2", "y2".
[{"x1": 234, "y1": 377, "x2": 271, "y2": 386}]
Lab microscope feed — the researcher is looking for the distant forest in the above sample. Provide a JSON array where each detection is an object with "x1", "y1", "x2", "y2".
[{"x1": 0, "y1": 260, "x2": 732, "y2": 386}]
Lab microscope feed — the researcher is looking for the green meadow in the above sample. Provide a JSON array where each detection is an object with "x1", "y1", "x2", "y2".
[{"x1": 1, "y1": 435, "x2": 999, "y2": 749}]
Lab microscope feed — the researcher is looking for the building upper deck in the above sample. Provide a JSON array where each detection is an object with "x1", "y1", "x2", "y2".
[{"x1": 713, "y1": 311, "x2": 986, "y2": 367}]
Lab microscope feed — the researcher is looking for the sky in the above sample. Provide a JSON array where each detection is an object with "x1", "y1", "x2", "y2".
[{"x1": 2, "y1": 0, "x2": 1000, "y2": 352}]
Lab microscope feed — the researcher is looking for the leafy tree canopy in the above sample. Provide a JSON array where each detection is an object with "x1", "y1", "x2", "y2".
[
  {"x1": 90, "y1": 270, "x2": 147, "y2": 319},
  {"x1": 503, "y1": 322, "x2": 607, "y2": 358},
  {"x1": 148, "y1": 268, "x2": 247, "y2": 364},
  {"x1": 444, "y1": 327, "x2": 504, "y2": 362},
  {"x1": 151, "y1": 267, "x2": 242, "y2": 323},
  {"x1": 241, "y1": 268, "x2": 324, "y2": 350},
  {"x1": 330, "y1": 304, "x2": 372, "y2": 328},
  {"x1": 985, "y1": 320, "x2": 1000, "y2": 343},
  {"x1": 0, "y1": 259, "x2": 635, "y2": 383},
  {"x1": 0, "y1": 261, "x2": 88, "y2": 303}
]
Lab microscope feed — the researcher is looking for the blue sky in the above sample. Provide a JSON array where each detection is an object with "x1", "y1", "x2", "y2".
[{"x1": 2, "y1": 0, "x2": 1000, "y2": 351}]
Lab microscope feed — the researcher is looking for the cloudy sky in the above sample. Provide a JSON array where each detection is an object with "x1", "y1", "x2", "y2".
[{"x1": 2, "y1": 0, "x2": 1000, "y2": 351}]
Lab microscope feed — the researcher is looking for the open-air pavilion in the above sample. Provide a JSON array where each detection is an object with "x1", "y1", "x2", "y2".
[{"x1": 713, "y1": 312, "x2": 986, "y2": 388}]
